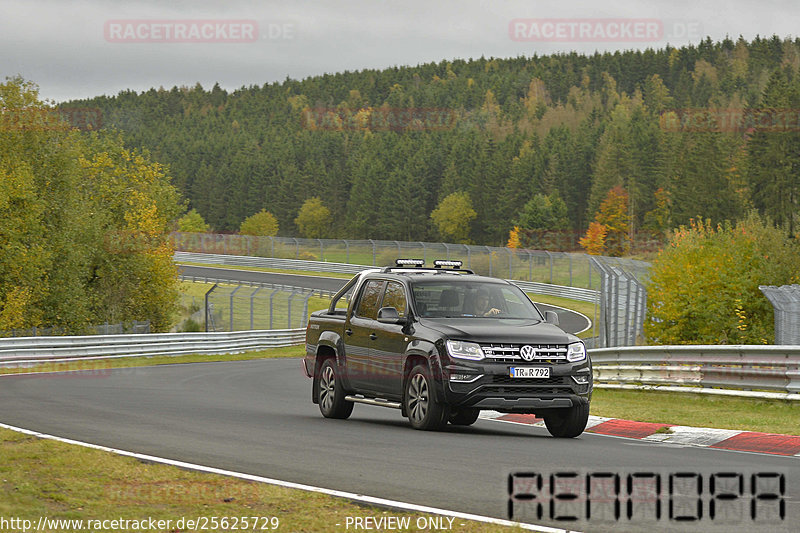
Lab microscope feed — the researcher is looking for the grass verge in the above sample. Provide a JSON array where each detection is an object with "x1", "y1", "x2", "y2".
[
  {"x1": 590, "y1": 388, "x2": 800, "y2": 435},
  {"x1": 0, "y1": 428, "x2": 524, "y2": 532}
]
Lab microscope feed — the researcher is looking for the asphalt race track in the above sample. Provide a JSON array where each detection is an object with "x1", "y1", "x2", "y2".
[
  {"x1": 178, "y1": 264, "x2": 592, "y2": 335},
  {"x1": 1, "y1": 358, "x2": 797, "y2": 533}
]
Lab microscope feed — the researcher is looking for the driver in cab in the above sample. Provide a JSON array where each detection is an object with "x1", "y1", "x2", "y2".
[{"x1": 474, "y1": 289, "x2": 501, "y2": 317}]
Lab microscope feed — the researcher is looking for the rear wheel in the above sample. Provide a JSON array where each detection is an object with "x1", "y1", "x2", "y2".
[
  {"x1": 448, "y1": 408, "x2": 480, "y2": 426},
  {"x1": 405, "y1": 365, "x2": 448, "y2": 430},
  {"x1": 543, "y1": 401, "x2": 589, "y2": 438},
  {"x1": 318, "y1": 358, "x2": 354, "y2": 419}
]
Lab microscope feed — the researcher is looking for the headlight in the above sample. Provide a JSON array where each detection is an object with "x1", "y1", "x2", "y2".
[
  {"x1": 446, "y1": 340, "x2": 485, "y2": 361},
  {"x1": 567, "y1": 342, "x2": 587, "y2": 362}
]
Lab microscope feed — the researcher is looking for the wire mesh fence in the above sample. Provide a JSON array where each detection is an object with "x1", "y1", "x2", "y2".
[
  {"x1": 200, "y1": 284, "x2": 315, "y2": 332},
  {"x1": 589, "y1": 257, "x2": 649, "y2": 348},
  {"x1": 172, "y1": 232, "x2": 652, "y2": 290},
  {"x1": 760, "y1": 285, "x2": 800, "y2": 345}
]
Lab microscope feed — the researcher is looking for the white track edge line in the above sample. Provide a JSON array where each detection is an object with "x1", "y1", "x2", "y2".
[{"x1": 0, "y1": 421, "x2": 579, "y2": 533}]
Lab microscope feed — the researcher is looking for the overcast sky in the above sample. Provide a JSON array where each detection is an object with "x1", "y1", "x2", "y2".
[{"x1": 2, "y1": 0, "x2": 797, "y2": 103}]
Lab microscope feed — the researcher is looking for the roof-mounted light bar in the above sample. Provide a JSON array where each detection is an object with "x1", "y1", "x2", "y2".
[
  {"x1": 433, "y1": 260, "x2": 463, "y2": 269},
  {"x1": 395, "y1": 259, "x2": 425, "y2": 267}
]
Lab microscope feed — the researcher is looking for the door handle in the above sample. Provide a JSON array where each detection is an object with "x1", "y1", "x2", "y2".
[
  {"x1": 369, "y1": 333, "x2": 377, "y2": 341},
  {"x1": 345, "y1": 329, "x2": 353, "y2": 336}
]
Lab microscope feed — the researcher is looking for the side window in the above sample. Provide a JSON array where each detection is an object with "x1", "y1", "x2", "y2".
[
  {"x1": 355, "y1": 280, "x2": 384, "y2": 319},
  {"x1": 381, "y1": 281, "x2": 407, "y2": 318}
]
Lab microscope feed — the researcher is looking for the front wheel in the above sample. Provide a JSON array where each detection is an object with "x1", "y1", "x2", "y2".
[
  {"x1": 317, "y1": 358, "x2": 354, "y2": 419},
  {"x1": 405, "y1": 365, "x2": 448, "y2": 430},
  {"x1": 543, "y1": 401, "x2": 589, "y2": 438}
]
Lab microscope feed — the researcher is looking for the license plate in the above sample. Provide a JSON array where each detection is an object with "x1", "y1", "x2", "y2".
[{"x1": 509, "y1": 367, "x2": 550, "y2": 378}]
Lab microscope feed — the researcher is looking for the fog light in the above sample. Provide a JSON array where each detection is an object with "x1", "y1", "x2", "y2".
[
  {"x1": 450, "y1": 373, "x2": 481, "y2": 383},
  {"x1": 571, "y1": 375, "x2": 591, "y2": 385}
]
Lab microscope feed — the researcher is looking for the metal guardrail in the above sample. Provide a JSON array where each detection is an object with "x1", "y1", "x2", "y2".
[
  {"x1": 0, "y1": 329, "x2": 305, "y2": 367},
  {"x1": 176, "y1": 251, "x2": 369, "y2": 275},
  {"x1": 510, "y1": 280, "x2": 599, "y2": 304},
  {"x1": 590, "y1": 345, "x2": 800, "y2": 399},
  {"x1": 178, "y1": 273, "x2": 337, "y2": 299},
  {"x1": 176, "y1": 252, "x2": 599, "y2": 303},
  {"x1": 4, "y1": 328, "x2": 799, "y2": 401}
]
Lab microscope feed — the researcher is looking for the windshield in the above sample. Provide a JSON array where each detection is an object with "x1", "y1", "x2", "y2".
[{"x1": 410, "y1": 281, "x2": 542, "y2": 320}]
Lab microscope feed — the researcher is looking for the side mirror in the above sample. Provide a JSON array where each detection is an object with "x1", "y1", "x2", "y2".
[
  {"x1": 377, "y1": 306, "x2": 406, "y2": 324},
  {"x1": 544, "y1": 310, "x2": 559, "y2": 326}
]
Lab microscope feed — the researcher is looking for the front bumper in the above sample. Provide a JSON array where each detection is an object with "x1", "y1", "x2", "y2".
[{"x1": 442, "y1": 358, "x2": 592, "y2": 412}]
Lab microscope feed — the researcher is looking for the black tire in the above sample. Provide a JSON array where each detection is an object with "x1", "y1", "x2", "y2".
[
  {"x1": 543, "y1": 401, "x2": 589, "y2": 438},
  {"x1": 448, "y1": 408, "x2": 480, "y2": 426},
  {"x1": 317, "y1": 358, "x2": 354, "y2": 419},
  {"x1": 405, "y1": 364, "x2": 448, "y2": 430}
]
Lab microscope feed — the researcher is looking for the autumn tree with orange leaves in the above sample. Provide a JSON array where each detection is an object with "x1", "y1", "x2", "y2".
[{"x1": 580, "y1": 186, "x2": 631, "y2": 256}]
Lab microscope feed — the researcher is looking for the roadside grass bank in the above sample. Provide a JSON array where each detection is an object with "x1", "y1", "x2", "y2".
[
  {"x1": 0, "y1": 427, "x2": 526, "y2": 533},
  {"x1": 590, "y1": 388, "x2": 800, "y2": 436},
  {"x1": 3, "y1": 347, "x2": 796, "y2": 436}
]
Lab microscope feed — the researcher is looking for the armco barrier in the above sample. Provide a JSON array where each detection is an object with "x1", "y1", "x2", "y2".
[
  {"x1": 175, "y1": 252, "x2": 600, "y2": 303},
  {"x1": 591, "y1": 345, "x2": 800, "y2": 399},
  {"x1": 0, "y1": 329, "x2": 305, "y2": 367},
  {"x1": 175, "y1": 251, "x2": 369, "y2": 275}
]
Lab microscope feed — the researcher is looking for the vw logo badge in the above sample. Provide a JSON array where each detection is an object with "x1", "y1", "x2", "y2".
[{"x1": 520, "y1": 345, "x2": 537, "y2": 361}]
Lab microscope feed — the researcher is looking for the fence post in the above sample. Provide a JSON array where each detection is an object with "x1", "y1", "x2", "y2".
[
  {"x1": 569, "y1": 254, "x2": 573, "y2": 286},
  {"x1": 270, "y1": 236, "x2": 274, "y2": 258},
  {"x1": 545, "y1": 251, "x2": 553, "y2": 283},
  {"x1": 302, "y1": 293, "x2": 312, "y2": 327},
  {"x1": 288, "y1": 290, "x2": 300, "y2": 329},
  {"x1": 230, "y1": 285, "x2": 243, "y2": 332},
  {"x1": 345, "y1": 239, "x2": 350, "y2": 263},
  {"x1": 293, "y1": 238, "x2": 299, "y2": 259},
  {"x1": 369, "y1": 239, "x2": 376, "y2": 265},
  {"x1": 269, "y1": 288, "x2": 281, "y2": 329},
  {"x1": 486, "y1": 246, "x2": 492, "y2": 276},
  {"x1": 250, "y1": 286, "x2": 263, "y2": 330},
  {"x1": 319, "y1": 239, "x2": 323, "y2": 261},
  {"x1": 420, "y1": 242, "x2": 426, "y2": 263}
]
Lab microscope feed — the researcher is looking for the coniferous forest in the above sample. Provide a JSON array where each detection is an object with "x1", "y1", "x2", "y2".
[{"x1": 66, "y1": 36, "x2": 800, "y2": 246}]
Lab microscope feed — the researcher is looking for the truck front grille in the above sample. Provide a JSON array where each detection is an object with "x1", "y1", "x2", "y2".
[{"x1": 480, "y1": 343, "x2": 568, "y2": 363}]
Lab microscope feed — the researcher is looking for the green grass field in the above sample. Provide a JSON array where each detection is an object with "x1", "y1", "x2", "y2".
[{"x1": 0, "y1": 427, "x2": 525, "y2": 533}]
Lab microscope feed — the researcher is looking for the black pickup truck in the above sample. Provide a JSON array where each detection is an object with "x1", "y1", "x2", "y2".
[{"x1": 302, "y1": 260, "x2": 592, "y2": 437}]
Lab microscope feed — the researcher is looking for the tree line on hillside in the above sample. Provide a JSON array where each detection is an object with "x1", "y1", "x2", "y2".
[{"x1": 64, "y1": 36, "x2": 800, "y2": 247}]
